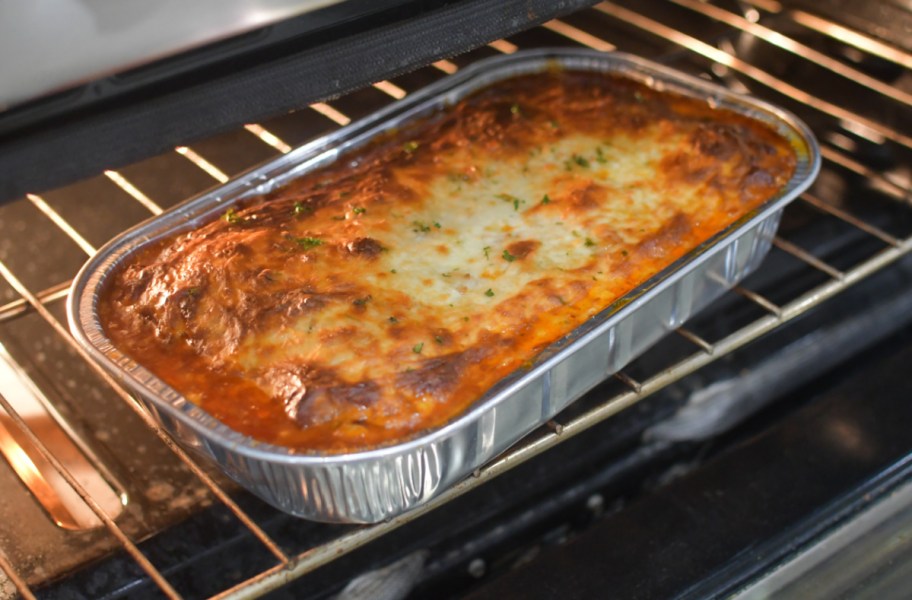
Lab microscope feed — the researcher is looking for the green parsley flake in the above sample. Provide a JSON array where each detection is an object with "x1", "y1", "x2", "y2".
[
  {"x1": 389, "y1": 316, "x2": 399, "y2": 323},
  {"x1": 413, "y1": 342, "x2": 424, "y2": 354},
  {"x1": 564, "y1": 154, "x2": 591, "y2": 171},
  {"x1": 483, "y1": 246, "x2": 491, "y2": 260},
  {"x1": 485, "y1": 288, "x2": 495, "y2": 297},
  {"x1": 353, "y1": 207, "x2": 366, "y2": 215},
  {"x1": 293, "y1": 202, "x2": 312, "y2": 216},
  {"x1": 294, "y1": 237, "x2": 323, "y2": 250},
  {"x1": 412, "y1": 221, "x2": 431, "y2": 233},
  {"x1": 434, "y1": 335, "x2": 444, "y2": 344},
  {"x1": 496, "y1": 193, "x2": 525, "y2": 211},
  {"x1": 510, "y1": 103, "x2": 522, "y2": 116},
  {"x1": 502, "y1": 249, "x2": 517, "y2": 262},
  {"x1": 584, "y1": 237, "x2": 596, "y2": 247},
  {"x1": 403, "y1": 140, "x2": 420, "y2": 153},
  {"x1": 223, "y1": 208, "x2": 244, "y2": 225},
  {"x1": 541, "y1": 194, "x2": 551, "y2": 205}
]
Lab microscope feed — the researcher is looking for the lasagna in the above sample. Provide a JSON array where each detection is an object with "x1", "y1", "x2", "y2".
[{"x1": 99, "y1": 70, "x2": 796, "y2": 453}]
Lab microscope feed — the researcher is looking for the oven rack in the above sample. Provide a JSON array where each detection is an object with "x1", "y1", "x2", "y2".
[{"x1": 0, "y1": 1, "x2": 910, "y2": 597}]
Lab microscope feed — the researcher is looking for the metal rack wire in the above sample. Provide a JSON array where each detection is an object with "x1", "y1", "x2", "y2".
[{"x1": 0, "y1": 1, "x2": 910, "y2": 597}]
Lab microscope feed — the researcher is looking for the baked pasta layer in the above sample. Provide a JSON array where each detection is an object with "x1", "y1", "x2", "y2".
[{"x1": 100, "y1": 70, "x2": 796, "y2": 452}]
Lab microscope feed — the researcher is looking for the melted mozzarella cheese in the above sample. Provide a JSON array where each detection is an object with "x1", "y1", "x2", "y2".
[{"x1": 100, "y1": 70, "x2": 796, "y2": 452}]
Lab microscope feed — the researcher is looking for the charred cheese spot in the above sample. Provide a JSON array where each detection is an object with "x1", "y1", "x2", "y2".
[
  {"x1": 505, "y1": 240, "x2": 540, "y2": 260},
  {"x1": 346, "y1": 237, "x2": 384, "y2": 258},
  {"x1": 99, "y1": 70, "x2": 796, "y2": 453},
  {"x1": 263, "y1": 365, "x2": 380, "y2": 427}
]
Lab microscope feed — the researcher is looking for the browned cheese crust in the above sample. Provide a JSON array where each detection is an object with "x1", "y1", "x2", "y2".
[{"x1": 99, "y1": 70, "x2": 796, "y2": 452}]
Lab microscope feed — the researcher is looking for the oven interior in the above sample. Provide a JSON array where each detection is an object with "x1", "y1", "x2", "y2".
[{"x1": 1, "y1": 1, "x2": 911, "y2": 598}]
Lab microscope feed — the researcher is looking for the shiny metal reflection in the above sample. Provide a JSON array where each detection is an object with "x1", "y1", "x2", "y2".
[{"x1": 0, "y1": 342, "x2": 124, "y2": 530}]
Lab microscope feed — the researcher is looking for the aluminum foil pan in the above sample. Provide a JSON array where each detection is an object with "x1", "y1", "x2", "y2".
[{"x1": 68, "y1": 49, "x2": 820, "y2": 523}]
